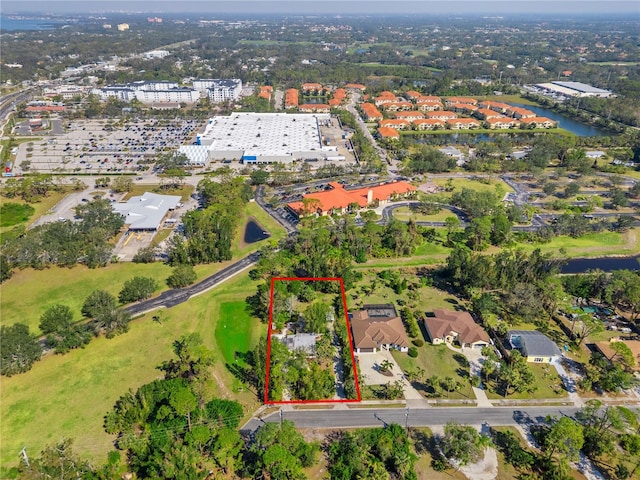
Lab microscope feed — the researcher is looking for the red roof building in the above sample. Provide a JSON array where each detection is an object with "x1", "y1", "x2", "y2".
[
  {"x1": 299, "y1": 103, "x2": 331, "y2": 112},
  {"x1": 394, "y1": 111, "x2": 424, "y2": 121},
  {"x1": 345, "y1": 83, "x2": 367, "y2": 91},
  {"x1": 425, "y1": 110, "x2": 457, "y2": 120},
  {"x1": 446, "y1": 118, "x2": 481, "y2": 130},
  {"x1": 285, "y1": 88, "x2": 299, "y2": 108},
  {"x1": 413, "y1": 118, "x2": 445, "y2": 130},
  {"x1": 378, "y1": 126, "x2": 400, "y2": 139},
  {"x1": 287, "y1": 181, "x2": 416, "y2": 216},
  {"x1": 380, "y1": 119, "x2": 411, "y2": 130},
  {"x1": 360, "y1": 103, "x2": 383, "y2": 121},
  {"x1": 445, "y1": 96, "x2": 478, "y2": 105}
]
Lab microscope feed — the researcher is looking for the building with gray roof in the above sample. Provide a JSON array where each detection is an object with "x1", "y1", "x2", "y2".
[
  {"x1": 508, "y1": 330, "x2": 562, "y2": 363},
  {"x1": 273, "y1": 333, "x2": 317, "y2": 355},
  {"x1": 112, "y1": 191, "x2": 181, "y2": 231}
]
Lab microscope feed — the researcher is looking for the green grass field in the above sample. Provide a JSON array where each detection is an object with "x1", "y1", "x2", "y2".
[
  {"x1": 215, "y1": 301, "x2": 258, "y2": 367},
  {"x1": 485, "y1": 363, "x2": 567, "y2": 400},
  {"x1": 232, "y1": 201, "x2": 287, "y2": 257},
  {"x1": 0, "y1": 190, "x2": 68, "y2": 239},
  {"x1": 392, "y1": 345, "x2": 474, "y2": 400},
  {"x1": 0, "y1": 202, "x2": 34, "y2": 227},
  {"x1": 392, "y1": 206, "x2": 453, "y2": 222},
  {"x1": 122, "y1": 183, "x2": 194, "y2": 202},
  {"x1": 0, "y1": 272, "x2": 264, "y2": 474},
  {"x1": 430, "y1": 177, "x2": 514, "y2": 194}
]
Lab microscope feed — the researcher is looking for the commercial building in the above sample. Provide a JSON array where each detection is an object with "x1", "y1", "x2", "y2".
[
  {"x1": 533, "y1": 81, "x2": 613, "y2": 98},
  {"x1": 112, "y1": 192, "x2": 181, "y2": 231},
  {"x1": 181, "y1": 112, "x2": 332, "y2": 166},
  {"x1": 92, "y1": 81, "x2": 199, "y2": 105},
  {"x1": 287, "y1": 180, "x2": 416, "y2": 216},
  {"x1": 192, "y1": 79, "x2": 243, "y2": 102}
]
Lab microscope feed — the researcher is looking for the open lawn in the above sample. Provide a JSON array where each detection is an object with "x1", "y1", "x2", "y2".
[
  {"x1": 392, "y1": 206, "x2": 453, "y2": 222},
  {"x1": 0, "y1": 190, "x2": 68, "y2": 239},
  {"x1": 122, "y1": 183, "x2": 194, "y2": 202},
  {"x1": 0, "y1": 259, "x2": 240, "y2": 334},
  {"x1": 392, "y1": 345, "x2": 473, "y2": 400},
  {"x1": 511, "y1": 228, "x2": 640, "y2": 258},
  {"x1": 215, "y1": 301, "x2": 259, "y2": 367},
  {"x1": 0, "y1": 272, "x2": 264, "y2": 473},
  {"x1": 430, "y1": 177, "x2": 514, "y2": 195},
  {"x1": 347, "y1": 270, "x2": 461, "y2": 312},
  {"x1": 485, "y1": 363, "x2": 567, "y2": 400},
  {"x1": 0, "y1": 202, "x2": 34, "y2": 227},
  {"x1": 355, "y1": 241, "x2": 451, "y2": 269},
  {"x1": 232, "y1": 201, "x2": 287, "y2": 257}
]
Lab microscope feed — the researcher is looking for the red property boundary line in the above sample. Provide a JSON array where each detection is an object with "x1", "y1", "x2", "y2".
[{"x1": 264, "y1": 277, "x2": 362, "y2": 405}]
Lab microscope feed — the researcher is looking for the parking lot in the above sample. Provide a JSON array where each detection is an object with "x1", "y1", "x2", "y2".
[{"x1": 13, "y1": 118, "x2": 201, "y2": 175}]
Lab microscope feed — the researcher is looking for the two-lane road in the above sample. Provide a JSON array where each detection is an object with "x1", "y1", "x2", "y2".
[{"x1": 241, "y1": 405, "x2": 580, "y2": 433}]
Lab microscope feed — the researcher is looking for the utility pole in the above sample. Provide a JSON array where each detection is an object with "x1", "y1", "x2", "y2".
[{"x1": 19, "y1": 447, "x2": 29, "y2": 468}]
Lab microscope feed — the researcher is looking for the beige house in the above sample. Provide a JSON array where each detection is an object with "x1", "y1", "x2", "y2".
[
  {"x1": 424, "y1": 309, "x2": 491, "y2": 349},
  {"x1": 351, "y1": 304, "x2": 410, "y2": 354}
]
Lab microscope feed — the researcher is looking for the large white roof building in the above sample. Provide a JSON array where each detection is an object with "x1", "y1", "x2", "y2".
[
  {"x1": 112, "y1": 191, "x2": 181, "y2": 231},
  {"x1": 180, "y1": 112, "x2": 334, "y2": 165}
]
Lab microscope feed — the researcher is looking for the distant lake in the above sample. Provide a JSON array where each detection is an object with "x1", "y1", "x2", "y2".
[
  {"x1": 0, "y1": 16, "x2": 66, "y2": 31},
  {"x1": 511, "y1": 103, "x2": 607, "y2": 137}
]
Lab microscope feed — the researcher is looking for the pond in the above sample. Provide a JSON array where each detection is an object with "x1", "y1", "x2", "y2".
[
  {"x1": 244, "y1": 219, "x2": 270, "y2": 244},
  {"x1": 561, "y1": 255, "x2": 640, "y2": 274},
  {"x1": 510, "y1": 103, "x2": 608, "y2": 137}
]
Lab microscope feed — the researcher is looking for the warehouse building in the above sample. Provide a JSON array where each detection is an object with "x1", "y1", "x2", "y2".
[
  {"x1": 180, "y1": 112, "x2": 333, "y2": 165},
  {"x1": 112, "y1": 192, "x2": 181, "y2": 231}
]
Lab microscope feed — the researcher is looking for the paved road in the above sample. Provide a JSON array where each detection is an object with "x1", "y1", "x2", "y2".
[
  {"x1": 125, "y1": 251, "x2": 260, "y2": 316},
  {"x1": 241, "y1": 405, "x2": 580, "y2": 433}
]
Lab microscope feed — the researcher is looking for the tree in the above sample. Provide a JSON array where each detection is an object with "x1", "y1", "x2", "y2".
[
  {"x1": 166, "y1": 264, "x2": 197, "y2": 288},
  {"x1": 39, "y1": 304, "x2": 73, "y2": 334},
  {"x1": 118, "y1": 276, "x2": 157, "y2": 303},
  {"x1": 543, "y1": 416, "x2": 584, "y2": 462},
  {"x1": 82, "y1": 290, "x2": 117, "y2": 319},
  {"x1": 440, "y1": 422, "x2": 492, "y2": 469},
  {"x1": 17, "y1": 438, "x2": 95, "y2": 479},
  {"x1": 250, "y1": 168, "x2": 270, "y2": 185},
  {"x1": 0, "y1": 323, "x2": 42, "y2": 376},
  {"x1": 132, "y1": 246, "x2": 157, "y2": 263},
  {"x1": 0, "y1": 255, "x2": 13, "y2": 283},
  {"x1": 610, "y1": 341, "x2": 636, "y2": 370},
  {"x1": 302, "y1": 302, "x2": 332, "y2": 333},
  {"x1": 159, "y1": 333, "x2": 215, "y2": 385},
  {"x1": 111, "y1": 176, "x2": 133, "y2": 193}
]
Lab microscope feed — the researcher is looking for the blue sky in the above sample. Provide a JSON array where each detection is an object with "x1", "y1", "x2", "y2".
[{"x1": 2, "y1": 0, "x2": 639, "y2": 15}]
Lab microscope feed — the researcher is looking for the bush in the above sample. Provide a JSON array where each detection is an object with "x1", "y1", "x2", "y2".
[
  {"x1": 408, "y1": 347, "x2": 419, "y2": 358},
  {"x1": 118, "y1": 276, "x2": 157, "y2": 303},
  {"x1": 166, "y1": 265, "x2": 197, "y2": 288},
  {"x1": 412, "y1": 339, "x2": 424, "y2": 347}
]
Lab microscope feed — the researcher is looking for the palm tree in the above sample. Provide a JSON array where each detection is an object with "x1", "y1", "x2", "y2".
[{"x1": 379, "y1": 359, "x2": 394, "y2": 373}]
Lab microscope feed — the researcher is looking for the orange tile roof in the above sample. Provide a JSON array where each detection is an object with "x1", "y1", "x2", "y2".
[
  {"x1": 345, "y1": 83, "x2": 366, "y2": 91},
  {"x1": 379, "y1": 90, "x2": 396, "y2": 97},
  {"x1": 302, "y1": 82, "x2": 323, "y2": 90},
  {"x1": 299, "y1": 103, "x2": 330, "y2": 110},
  {"x1": 416, "y1": 96, "x2": 442, "y2": 103},
  {"x1": 447, "y1": 118, "x2": 480, "y2": 125},
  {"x1": 485, "y1": 117, "x2": 518, "y2": 125},
  {"x1": 285, "y1": 88, "x2": 299, "y2": 107},
  {"x1": 477, "y1": 108, "x2": 503, "y2": 118},
  {"x1": 425, "y1": 110, "x2": 457, "y2": 119},
  {"x1": 405, "y1": 90, "x2": 423, "y2": 99},
  {"x1": 381, "y1": 101, "x2": 413, "y2": 110},
  {"x1": 413, "y1": 118, "x2": 445, "y2": 126},
  {"x1": 378, "y1": 126, "x2": 400, "y2": 138},
  {"x1": 394, "y1": 110, "x2": 424, "y2": 118},
  {"x1": 519, "y1": 117, "x2": 555, "y2": 124},
  {"x1": 380, "y1": 119, "x2": 411, "y2": 128},
  {"x1": 287, "y1": 181, "x2": 416, "y2": 215},
  {"x1": 260, "y1": 86, "x2": 273, "y2": 92},
  {"x1": 360, "y1": 103, "x2": 382, "y2": 119},
  {"x1": 328, "y1": 99, "x2": 342, "y2": 106},
  {"x1": 445, "y1": 96, "x2": 478, "y2": 104}
]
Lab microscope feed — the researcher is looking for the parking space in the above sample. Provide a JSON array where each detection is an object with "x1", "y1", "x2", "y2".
[{"x1": 13, "y1": 118, "x2": 201, "y2": 175}]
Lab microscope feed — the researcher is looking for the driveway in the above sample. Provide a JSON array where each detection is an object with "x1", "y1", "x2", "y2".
[{"x1": 356, "y1": 350, "x2": 423, "y2": 400}]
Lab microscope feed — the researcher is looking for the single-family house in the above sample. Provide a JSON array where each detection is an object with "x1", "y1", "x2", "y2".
[
  {"x1": 594, "y1": 338, "x2": 640, "y2": 372},
  {"x1": 350, "y1": 304, "x2": 410, "y2": 353},
  {"x1": 508, "y1": 330, "x2": 562, "y2": 363},
  {"x1": 424, "y1": 309, "x2": 491, "y2": 348},
  {"x1": 273, "y1": 333, "x2": 317, "y2": 355}
]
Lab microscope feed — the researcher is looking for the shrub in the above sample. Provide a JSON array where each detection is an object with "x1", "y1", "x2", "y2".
[
  {"x1": 408, "y1": 347, "x2": 419, "y2": 358},
  {"x1": 412, "y1": 339, "x2": 424, "y2": 347}
]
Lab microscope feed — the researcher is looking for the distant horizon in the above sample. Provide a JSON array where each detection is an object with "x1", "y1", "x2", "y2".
[{"x1": 2, "y1": 0, "x2": 639, "y2": 16}]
